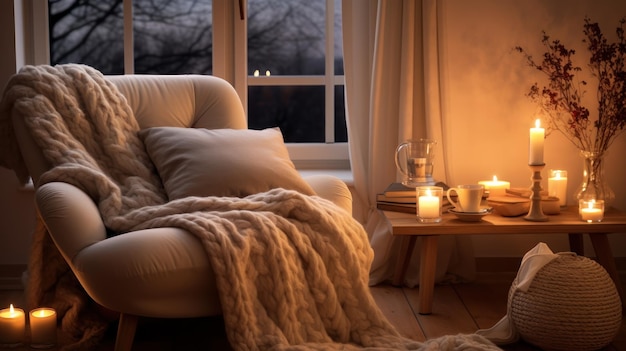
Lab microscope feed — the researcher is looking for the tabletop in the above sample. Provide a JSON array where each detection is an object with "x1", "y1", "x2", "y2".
[{"x1": 384, "y1": 206, "x2": 626, "y2": 236}]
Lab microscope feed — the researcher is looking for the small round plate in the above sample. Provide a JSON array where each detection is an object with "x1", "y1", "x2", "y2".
[{"x1": 449, "y1": 207, "x2": 493, "y2": 222}]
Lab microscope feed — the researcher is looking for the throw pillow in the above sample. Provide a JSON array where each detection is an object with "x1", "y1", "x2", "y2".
[{"x1": 139, "y1": 127, "x2": 315, "y2": 200}]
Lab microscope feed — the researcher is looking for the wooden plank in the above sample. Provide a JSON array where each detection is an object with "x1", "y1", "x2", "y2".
[
  {"x1": 404, "y1": 285, "x2": 478, "y2": 339},
  {"x1": 369, "y1": 284, "x2": 425, "y2": 341},
  {"x1": 452, "y1": 274, "x2": 512, "y2": 329}
]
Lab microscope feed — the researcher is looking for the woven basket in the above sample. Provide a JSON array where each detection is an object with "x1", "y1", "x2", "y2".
[{"x1": 508, "y1": 253, "x2": 622, "y2": 351}]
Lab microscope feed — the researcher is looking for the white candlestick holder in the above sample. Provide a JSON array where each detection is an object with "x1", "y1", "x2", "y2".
[{"x1": 524, "y1": 164, "x2": 549, "y2": 222}]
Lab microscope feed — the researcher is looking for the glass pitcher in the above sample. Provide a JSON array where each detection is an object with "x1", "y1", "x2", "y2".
[{"x1": 395, "y1": 139, "x2": 437, "y2": 187}]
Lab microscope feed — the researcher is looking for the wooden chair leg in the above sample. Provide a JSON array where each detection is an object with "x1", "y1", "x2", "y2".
[{"x1": 115, "y1": 313, "x2": 139, "y2": 351}]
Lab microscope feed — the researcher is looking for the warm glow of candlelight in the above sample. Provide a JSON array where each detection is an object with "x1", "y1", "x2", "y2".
[{"x1": 478, "y1": 176, "x2": 510, "y2": 197}]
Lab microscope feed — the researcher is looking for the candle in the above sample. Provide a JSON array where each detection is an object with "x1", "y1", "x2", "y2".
[
  {"x1": 529, "y1": 119, "x2": 545, "y2": 165},
  {"x1": 419, "y1": 190, "x2": 440, "y2": 218},
  {"x1": 0, "y1": 304, "x2": 25, "y2": 346},
  {"x1": 29, "y1": 308, "x2": 57, "y2": 348},
  {"x1": 478, "y1": 175, "x2": 511, "y2": 197},
  {"x1": 548, "y1": 170, "x2": 568, "y2": 206},
  {"x1": 417, "y1": 186, "x2": 443, "y2": 223},
  {"x1": 579, "y1": 200, "x2": 604, "y2": 222}
]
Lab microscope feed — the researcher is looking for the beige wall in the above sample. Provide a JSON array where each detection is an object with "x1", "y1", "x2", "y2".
[
  {"x1": 0, "y1": 0, "x2": 625, "y2": 265},
  {"x1": 440, "y1": 0, "x2": 626, "y2": 256}
]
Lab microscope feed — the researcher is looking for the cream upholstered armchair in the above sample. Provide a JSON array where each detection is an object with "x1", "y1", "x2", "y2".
[{"x1": 10, "y1": 74, "x2": 352, "y2": 350}]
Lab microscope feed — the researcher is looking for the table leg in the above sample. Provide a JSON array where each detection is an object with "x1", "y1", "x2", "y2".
[
  {"x1": 589, "y1": 233, "x2": 625, "y2": 313},
  {"x1": 568, "y1": 233, "x2": 584, "y2": 255},
  {"x1": 418, "y1": 236, "x2": 438, "y2": 315},
  {"x1": 392, "y1": 235, "x2": 417, "y2": 286}
]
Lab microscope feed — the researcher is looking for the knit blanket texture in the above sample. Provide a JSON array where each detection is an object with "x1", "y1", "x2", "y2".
[{"x1": 0, "y1": 64, "x2": 501, "y2": 351}]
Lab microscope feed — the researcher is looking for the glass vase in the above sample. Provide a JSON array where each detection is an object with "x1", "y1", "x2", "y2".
[{"x1": 575, "y1": 150, "x2": 615, "y2": 206}]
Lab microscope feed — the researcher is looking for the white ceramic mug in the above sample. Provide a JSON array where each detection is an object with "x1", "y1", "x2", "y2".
[{"x1": 447, "y1": 184, "x2": 484, "y2": 212}]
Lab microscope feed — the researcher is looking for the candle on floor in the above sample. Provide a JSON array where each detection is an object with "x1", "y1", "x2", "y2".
[
  {"x1": 478, "y1": 176, "x2": 510, "y2": 197},
  {"x1": 548, "y1": 170, "x2": 568, "y2": 207},
  {"x1": 529, "y1": 119, "x2": 545, "y2": 165},
  {"x1": 417, "y1": 186, "x2": 443, "y2": 223},
  {"x1": 579, "y1": 200, "x2": 604, "y2": 223},
  {"x1": 0, "y1": 304, "x2": 25, "y2": 346},
  {"x1": 29, "y1": 308, "x2": 57, "y2": 348}
]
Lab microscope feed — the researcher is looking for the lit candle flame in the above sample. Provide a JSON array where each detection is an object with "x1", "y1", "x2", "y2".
[
  {"x1": 38, "y1": 309, "x2": 45, "y2": 317},
  {"x1": 492, "y1": 175, "x2": 498, "y2": 182},
  {"x1": 9, "y1": 304, "x2": 14, "y2": 314},
  {"x1": 426, "y1": 189, "x2": 432, "y2": 197},
  {"x1": 535, "y1": 119, "x2": 541, "y2": 128},
  {"x1": 253, "y1": 70, "x2": 259, "y2": 77},
  {"x1": 265, "y1": 70, "x2": 271, "y2": 76}
]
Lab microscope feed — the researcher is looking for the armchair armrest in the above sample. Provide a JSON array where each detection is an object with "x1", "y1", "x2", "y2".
[
  {"x1": 35, "y1": 182, "x2": 108, "y2": 264},
  {"x1": 303, "y1": 174, "x2": 352, "y2": 215}
]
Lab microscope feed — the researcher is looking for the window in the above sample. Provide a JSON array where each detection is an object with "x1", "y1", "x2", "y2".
[{"x1": 43, "y1": 0, "x2": 348, "y2": 169}]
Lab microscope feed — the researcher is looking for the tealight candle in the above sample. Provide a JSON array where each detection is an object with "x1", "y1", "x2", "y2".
[
  {"x1": 529, "y1": 119, "x2": 545, "y2": 165},
  {"x1": 478, "y1": 175, "x2": 511, "y2": 197},
  {"x1": 579, "y1": 199, "x2": 604, "y2": 222},
  {"x1": 29, "y1": 308, "x2": 57, "y2": 348},
  {"x1": 0, "y1": 304, "x2": 25, "y2": 346},
  {"x1": 548, "y1": 170, "x2": 568, "y2": 207},
  {"x1": 416, "y1": 186, "x2": 443, "y2": 223}
]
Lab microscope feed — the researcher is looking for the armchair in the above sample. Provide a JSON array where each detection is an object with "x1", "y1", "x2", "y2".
[{"x1": 6, "y1": 70, "x2": 352, "y2": 350}]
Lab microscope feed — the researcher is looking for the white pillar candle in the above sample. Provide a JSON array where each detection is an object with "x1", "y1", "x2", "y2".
[
  {"x1": 579, "y1": 200, "x2": 604, "y2": 222},
  {"x1": 0, "y1": 304, "x2": 25, "y2": 346},
  {"x1": 529, "y1": 119, "x2": 545, "y2": 165},
  {"x1": 478, "y1": 175, "x2": 511, "y2": 197},
  {"x1": 548, "y1": 170, "x2": 568, "y2": 206},
  {"x1": 29, "y1": 308, "x2": 57, "y2": 348}
]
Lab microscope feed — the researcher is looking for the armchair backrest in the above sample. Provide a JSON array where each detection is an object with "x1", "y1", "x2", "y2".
[{"x1": 13, "y1": 74, "x2": 246, "y2": 186}]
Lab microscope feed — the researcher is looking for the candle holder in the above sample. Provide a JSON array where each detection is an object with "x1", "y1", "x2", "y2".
[{"x1": 524, "y1": 164, "x2": 549, "y2": 222}]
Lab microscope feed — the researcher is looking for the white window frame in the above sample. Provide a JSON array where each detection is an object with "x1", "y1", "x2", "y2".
[{"x1": 29, "y1": 0, "x2": 349, "y2": 170}]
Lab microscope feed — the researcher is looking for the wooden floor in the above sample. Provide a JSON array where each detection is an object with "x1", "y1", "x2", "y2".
[{"x1": 1, "y1": 273, "x2": 624, "y2": 350}]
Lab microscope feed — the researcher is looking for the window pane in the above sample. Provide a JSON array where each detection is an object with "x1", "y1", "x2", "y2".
[
  {"x1": 134, "y1": 0, "x2": 213, "y2": 74},
  {"x1": 248, "y1": 0, "x2": 326, "y2": 75},
  {"x1": 49, "y1": 0, "x2": 124, "y2": 74},
  {"x1": 248, "y1": 86, "x2": 325, "y2": 142},
  {"x1": 334, "y1": 86, "x2": 347, "y2": 142},
  {"x1": 49, "y1": 0, "x2": 213, "y2": 75}
]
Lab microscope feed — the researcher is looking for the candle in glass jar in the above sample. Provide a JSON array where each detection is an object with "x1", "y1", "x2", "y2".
[
  {"x1": 417, "y1": 186, "x2": 443, "y2": 223},
  {"x1": 478, "y1": 175, "x2": 510, "y2": 197},
  {"x1": 579, "y1": 200, "x2": 604, "y2": 222},
  {"x1": 0, "y1": 304, "x2": 25, "y2": 346},
  {"x1": 29, "y1": 308, "x2": 57, "y2": 348},
  {"x1": 529, "y1": 119, "x2": 545, "y2": 165},
  {"x1": 548, "y1": 170, "x2": 568, "y2": 206}
]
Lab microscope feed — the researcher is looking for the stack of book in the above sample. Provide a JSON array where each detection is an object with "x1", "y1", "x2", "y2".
[{"x1": 376, "y1": 183, "x2": 417, "y2": 214}]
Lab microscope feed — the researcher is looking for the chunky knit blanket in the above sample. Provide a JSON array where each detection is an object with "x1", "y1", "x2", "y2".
[{"x1": 0, "y1": 64, "x2": 501, "y2": 351}]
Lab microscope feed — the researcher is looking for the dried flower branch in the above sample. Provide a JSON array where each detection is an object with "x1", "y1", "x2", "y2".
[{"x1": 515, "y1": 17, "x2": 626, "y2": 156}]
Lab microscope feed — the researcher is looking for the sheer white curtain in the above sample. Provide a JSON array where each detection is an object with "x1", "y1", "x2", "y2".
[{"x1": 342, "y1": 0, "x2": 475, "y2": 287}]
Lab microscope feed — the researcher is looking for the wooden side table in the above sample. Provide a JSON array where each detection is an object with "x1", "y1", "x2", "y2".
[{"x1": 383, "y1": 206, "x2": 626, "y2": 314}]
